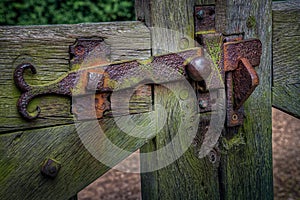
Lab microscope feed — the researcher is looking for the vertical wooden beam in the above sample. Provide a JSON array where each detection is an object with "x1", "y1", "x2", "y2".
[
  {"x1": 135, "y1": 0, "x2": 216, "y2": 54},
  {"x1": 141, "y1": 83, "x2": 221, "y2": 200},
  {"x1": 137, "y1": 0, "x2": 273, "y2": 199},
  {"x1": 216, "y1": 0, "x2": 273, "y2": 199},
  {"x1": 136, "y1": 1, "x2": 221, "y2": 200}
]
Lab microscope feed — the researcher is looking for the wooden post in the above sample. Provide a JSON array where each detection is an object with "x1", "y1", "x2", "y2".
[
  {"x1": 216, "y1": 0, "x2": 273, "y2": 199},
  {"x1": 136, "y1": 0, "x2": 273, "y2": 199},
  {"x1": 136, "y1": 1, "x2": 220, "y2": 200}
]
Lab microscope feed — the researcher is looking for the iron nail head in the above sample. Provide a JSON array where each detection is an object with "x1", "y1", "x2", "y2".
[{"x1": 41, "y1": 158, "x2": 61, "y2": 179}]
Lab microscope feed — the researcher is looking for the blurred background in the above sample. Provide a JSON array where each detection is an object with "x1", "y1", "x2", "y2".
[
  {"x1": 0, "y1": 1, "x2": 299, "y2": 200},
  {"x1": 0, "y1": 0, "x2": 135, "y2": 25}
]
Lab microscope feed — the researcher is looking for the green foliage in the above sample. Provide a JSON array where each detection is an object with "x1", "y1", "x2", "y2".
[{"x1": 0, "y1": 0, "x2": 135, "y2": 25}]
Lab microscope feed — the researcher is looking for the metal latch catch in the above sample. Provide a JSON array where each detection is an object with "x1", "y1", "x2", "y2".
[{"x1": 195, "y1": 5, "x2": 262, "y2": 127}]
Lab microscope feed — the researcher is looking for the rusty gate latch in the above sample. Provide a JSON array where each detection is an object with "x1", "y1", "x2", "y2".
[
  {"x1": 14, "y1": 40, "x2": 261, "y2": 127},
  {"x1": 14, "y1": 48, "x2": 205, "y2": 120},
  {"x1": 223, "y1": 39, "x2": 261, "y2": 126},
  {"x1": 13, "y1": 6, "x2": 262, "y2": 127},
  {"x1": 195, "y1": 5, "x2": 262, "y2": 126}
]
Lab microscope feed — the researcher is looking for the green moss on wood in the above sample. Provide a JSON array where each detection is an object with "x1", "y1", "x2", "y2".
[
  {"x1": 0, "y1": 159, "x2": 15, "y2": 185},
  {"x1": 246, "y1": 16, "x2": 256, "y2": 28},
  {"x1": 221, "y1": 132, "x2": 246, "y2": 151},
  {"x1": 0, "y1": 114, "x2": 153, "y2": 199},
  {"x1": 204, "y1": 36, "x2": 222, "y2": 68}
]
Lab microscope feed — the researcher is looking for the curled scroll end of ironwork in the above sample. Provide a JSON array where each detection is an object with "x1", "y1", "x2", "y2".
[
  {"x1": 14, "y1": 63, "x2": 37, "y2": 91},
  {"x1": 17, "y1": 92, "x2": 41, "y2": 120}
]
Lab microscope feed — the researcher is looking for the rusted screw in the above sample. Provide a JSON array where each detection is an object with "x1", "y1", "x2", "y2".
[
  {"x1": 41, "y1": 158, "x2": 61, "y2": 179},
  {"x1": 186, "y1": 57, "x2": 212, "y2": 81},
  {"x1": 137, "y1": 16, "x2": 145, "y2": 22},
  {"x1": 208, "y1": 149, "x2": 219, "y2": 164},
  {"x1": 75, "y1": 45, "x2": 85, "y2": 56},
  {"x1": 232, "y1": 113, "x2": 238, "y2": 121},
  {"x1": 196, "y1": 10, "x2": 204, "y2": 20},
  {"x1": 199, "y1": 99, "x2": 208, "y2": 109}
]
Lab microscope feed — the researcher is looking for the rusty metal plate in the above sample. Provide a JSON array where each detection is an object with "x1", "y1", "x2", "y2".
[
  {"x1": 195, "y1": 5, "x2": 216, "y2": 34},
  {"x1": 72, "y1": 85, "x2": 152, "y2": 120},
  {"x1": 223, "y1": 39, "x2": 262, "y2": 71},
  {"x1": 14, "y1": 48, "x2": 204, "y2": 120},
  {"x1": 226, "y1": 58, "x2": 259, "y2": 127},
  {"x1": 226, "y1": 72, "x2": 244, "y2": 127},
  {"x1": 232, "y1": 58, "x2": 259, "y2": 110},
  {"x1": 69, "y1": 38, "x2": 111, "y2": 69}
]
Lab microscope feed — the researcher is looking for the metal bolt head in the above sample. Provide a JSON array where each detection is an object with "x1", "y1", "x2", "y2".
[
  {"x1": 41, "y1": 158, "x2": 61, "y2": 179},
  {"x1": 186, "y1": 57, "x2": 212, "y2": 81},
  {"x1": 137, "y1": 16, "x2": 145, "y2": 22},
  {"x1": 207, "y1": 149, "x2": 219, "y2": 164},
  {"x1": 208, "y1": 151, "x2": 216, "y2": 163},
  {"x1": 199, "y1": 99, "x2": 208, "y2": 109},
  {"x1": 196, "y1": 10, "x2": 204, "y2": 20}
]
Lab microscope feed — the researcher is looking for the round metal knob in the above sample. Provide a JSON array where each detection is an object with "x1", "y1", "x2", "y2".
[{"x1": 186, "y1": 57, "x2": 212, "y2": 81}]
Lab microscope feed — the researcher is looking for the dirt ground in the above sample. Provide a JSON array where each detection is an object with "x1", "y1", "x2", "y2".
[
  {"x1": 272, "y1": 109, "x2": 300, "y2": 200},
  {"x1": 78, "y1": 108, "x2": 300, "y2": 200}
]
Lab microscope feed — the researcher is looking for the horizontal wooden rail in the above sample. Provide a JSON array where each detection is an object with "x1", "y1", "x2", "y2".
[
  {"x1": 0, "y1": 21, "x2": 151, "y2": 133},
  {"x1": 272, "y1": 1, "x2": 300, "y2": 119}
]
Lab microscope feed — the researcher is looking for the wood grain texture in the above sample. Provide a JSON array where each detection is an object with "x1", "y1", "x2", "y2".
[
  {"x1": 141, "y1": 83, "x2": 220, "y2": 200},
  {"x1": 0, "y1": 113, "x2": 156, "y2": 200},
  {"x1": 135, "y1": 0, "x2": 215, "y2": 54},
  {"x1": 272, "y1": 1, "x2": 300, "y2": 119},
  {"x1": 216, "y1": 0, "x2": 273, "y2": 199},
  {"x1": 135, "y1": 0, "x2": 216, "y2": 28},
  {"x1": 0, "y1": 22, "x2": 151, "y2": 133},
  {"x1": 137, "y1": 1, "x2": 223, "y2": 200}
]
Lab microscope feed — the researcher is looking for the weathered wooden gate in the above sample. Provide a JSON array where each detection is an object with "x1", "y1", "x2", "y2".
[{"x1": 0, "y1": 0, "x2": 299, "y2": 199}]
